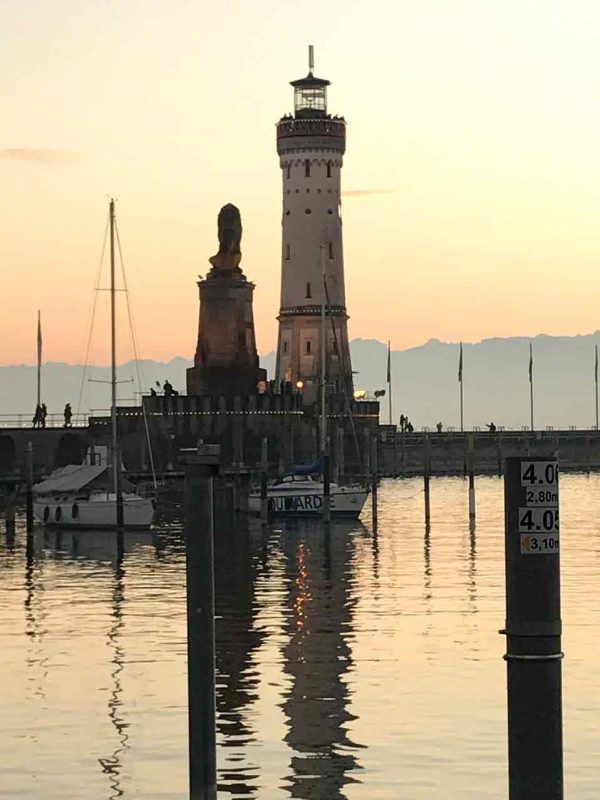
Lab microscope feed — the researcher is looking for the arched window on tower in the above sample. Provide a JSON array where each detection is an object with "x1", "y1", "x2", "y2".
[
  {"x1": 306, "y1": 340, "x2": 312, "y2": 354},
  {"x1": 306, "y1": 281, "x2": 312, "y2": 298},
  {"x1": 328, "y1": 242, "x2": 334, "y2": 260},
  {"x1": 305, "y1": 159, "x2": 311, "y2": 178},
  {"x1": 283, "y1": 340, "x2": 288, "y2": 354},
  {"x1": 285, "y1": 244, "x2": 290, "y2": 260},
  {"x1": 286, "y1": 163, "x2": 291, "y2": 179},
  {"x1": 326, "y1": 161, "x2": 332, "y2": 178}
]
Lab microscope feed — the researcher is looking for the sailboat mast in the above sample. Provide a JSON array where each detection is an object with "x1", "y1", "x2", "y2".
[
  {"x1": 109, "y1": 199, "x2": 118, "y2": 495},
  {"x1": 320, "y1": 244, "x2": 327, "y2": 454},
  {"x1": 109, "y1": 199, "x2": 125, "y2": 531}
]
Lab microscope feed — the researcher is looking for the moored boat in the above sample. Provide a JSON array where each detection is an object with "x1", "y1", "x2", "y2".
[
  {"x1": 33, "y1": 463, "x2": 154, "y2": 529},
  {"x1": 34, "y1": 199, "x2": 155, "y2": 530},
  {"x1": 249, "y1": 473, "x2": 367, "y2": 518}
]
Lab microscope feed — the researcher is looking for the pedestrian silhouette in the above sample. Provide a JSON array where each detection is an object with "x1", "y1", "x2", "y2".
[
  {"x1": 40, "y1": 403, "x2": 47, "y2": 429},
  {"x1": 436, "y1": 422, "x2": 443, "y2": 433},
  {"x1": 486, "y1": 422, "x2": 497, "y2": 432},
  {"x1": 32, "y1": 404, "x2": 42, "y2": 428},
  {"x1": 150, "y1": 387, "x2": 157, "y2": 397},
  {"x1": 64, "y1": 403, "x2": 72, "y2": 428}
]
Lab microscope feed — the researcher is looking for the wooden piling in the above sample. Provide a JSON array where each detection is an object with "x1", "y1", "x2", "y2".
[
  {"x1": 25, "y1": 441, "x2": 34, "y2": 533},
  {"x1": 260, "y1": 437, "x2": 268, "y2": 526},
  {"x1": 337, "y1": 426, "x2": 345, "y2": 485},
  {"x1": 323, "y1": 438, "x2": 331, "y2": 525},
  {"x1": 371, "y1": 433, "x2": 378, "y2": 529},
  {"x1": 424, "y1": 436, "x2": 431, "y2": 526},
  {"x1": 497, "y1": 431, "x2": 503, "y2": 477},
  {"x1": 184, "y1": 444, "x2": 219, "y2": 800},
  {"x1": 503, "y1": 456, "x2": 562, "y2": 799},
  {"x1": 468, "y1": 433, "x2": 476, "y2": 523}
]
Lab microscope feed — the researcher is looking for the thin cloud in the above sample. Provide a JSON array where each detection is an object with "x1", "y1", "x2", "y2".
[
  {"x1": 342, "y1": 188, "x2": 395, "y2": 197},
  {"x1": 0, "y1": 148, "x2": 79, "y2": 163}
]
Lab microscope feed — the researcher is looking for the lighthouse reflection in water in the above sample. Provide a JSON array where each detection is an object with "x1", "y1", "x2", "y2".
[{"x1": 1, "y1": 476, "x2": 599, "y2": 799}]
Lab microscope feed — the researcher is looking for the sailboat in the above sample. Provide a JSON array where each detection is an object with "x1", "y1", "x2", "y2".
[
  {"x1": 33, "y1": 200, "x2": 155, "y2": 530},
  {"x1": 249, "y1": 243, "x2": 368, "y2": 519}
]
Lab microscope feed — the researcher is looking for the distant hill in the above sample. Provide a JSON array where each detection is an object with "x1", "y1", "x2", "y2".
[
  {"x1": 3, "y1": 333, "x2": 599, "y2": 429},
  {"x1": 346, "y1": 334, "x2": 600, "y2": 430},
  {"x1": 0, "y1": 358, "x2": 192, "y2": 421}
]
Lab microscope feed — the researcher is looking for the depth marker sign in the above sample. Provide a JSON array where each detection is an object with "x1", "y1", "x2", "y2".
[{"x1": 519, "y1": 461, "x2": 560, "y2": 555}]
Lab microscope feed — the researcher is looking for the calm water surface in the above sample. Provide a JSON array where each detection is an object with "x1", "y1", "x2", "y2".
[{"x1": 1, "y1": 476, "x2": 599, "y2": 798}]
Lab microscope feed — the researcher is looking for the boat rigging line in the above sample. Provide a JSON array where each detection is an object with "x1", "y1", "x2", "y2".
[
  {"x1": 114, "y1": 217, "x2": 158, "y2": 490},
  {"x1": 76, "y1": 213, "x2": 109, "y2": 417},
  {"x1": 76, "y1": 202, "x2": 157, "y2": 491}
]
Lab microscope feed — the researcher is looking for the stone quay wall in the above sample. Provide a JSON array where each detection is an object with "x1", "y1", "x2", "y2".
[{"x1": 377, "y1": 428, "x2": 600, "y2": 477}]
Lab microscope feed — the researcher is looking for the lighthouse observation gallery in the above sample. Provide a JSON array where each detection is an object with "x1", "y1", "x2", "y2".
[{"x1": 275, "y1": 50, "x2": 353, "y2": 403}]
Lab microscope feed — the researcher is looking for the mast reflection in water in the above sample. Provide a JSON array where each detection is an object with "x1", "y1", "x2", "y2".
[{"x1": 98, "y1": 534, "x2": 129, "y2": 800}]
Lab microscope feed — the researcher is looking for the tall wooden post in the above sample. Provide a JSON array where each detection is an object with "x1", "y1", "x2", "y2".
[
  {"x1": 424, "y1": 436, "x2": 431, "y2": 527},
  {"x1": 185, "y1": 444, "x2": 220, "y2": 800},
  {"x1": 503, "y1": 457, "x2": 562, "y2": 800},
  {"x1": 25, "y1": 441, "x2": 34, "y2": 533},
  {"x1": 371, "y1": 432, "x2": 378, "y2": 529},
  {"x1": 260, "y1": 437, "x2": 268, "y2": 526}
]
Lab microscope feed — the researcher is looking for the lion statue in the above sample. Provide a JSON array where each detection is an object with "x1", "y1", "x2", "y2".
[
  {"x1": 209, "y1": 203, "x2": 243, "y2": 274},
  {"x1": 218, "y1": 203, "x2": 242, "y2": 253}
]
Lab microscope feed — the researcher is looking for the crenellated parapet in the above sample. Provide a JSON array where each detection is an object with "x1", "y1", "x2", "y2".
[{"x1": 276, "y1": 116, "x2": 346, "y2": 155}]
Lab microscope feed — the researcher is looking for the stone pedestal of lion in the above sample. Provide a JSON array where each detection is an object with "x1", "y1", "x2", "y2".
[{"x1": 186, "y1": 204, "x2": 267, "y2": 398}]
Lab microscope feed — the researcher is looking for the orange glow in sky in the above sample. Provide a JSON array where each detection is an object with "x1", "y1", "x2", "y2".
[{"x1": 3, "y1": 1, "x2": 600, "y2": 365}]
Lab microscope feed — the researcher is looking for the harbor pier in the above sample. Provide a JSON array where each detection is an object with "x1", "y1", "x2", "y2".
[{"x1": 378, "y1": 427, "x2": 600, "y2": 476}]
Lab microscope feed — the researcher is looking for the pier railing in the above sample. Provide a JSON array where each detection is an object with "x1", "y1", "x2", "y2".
[{"x1": 0, "y1": 413, "x2": 89, "y2": 429}]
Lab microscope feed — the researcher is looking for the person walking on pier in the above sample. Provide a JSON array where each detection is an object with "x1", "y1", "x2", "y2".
[
  {"x1": 32, "y1": 404, "x2": 42, "y2": 428},
  {"x1": 64, "y1": 403, "x2": 72, "y2": 428},
  {"x1": 40, "y1": 403, "x2": 47, "y2": 429},
  {"x1": 486, "y1": 421, "x2": 497, "y2": 432}
]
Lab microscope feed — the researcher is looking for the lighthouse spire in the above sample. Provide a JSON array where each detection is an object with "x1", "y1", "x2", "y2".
[{"x1": 308, "y1": 44, "x2": 314, "y2": 74}]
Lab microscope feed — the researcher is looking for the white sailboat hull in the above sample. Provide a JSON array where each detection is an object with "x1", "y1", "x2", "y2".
[
  {"x1": 34, "y1": 494, "x2": 154, "y2": 530},
  {"x1": 249, "y1": 483, "x2": 367, "y2": 519}
]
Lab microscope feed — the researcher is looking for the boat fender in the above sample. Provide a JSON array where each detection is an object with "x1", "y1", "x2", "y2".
[
  {"x1": 55, "y1": 506, "x2": 62, "y2": 523},
  {"x1": 71, "y1": 503, "x2": 79, "y2": 519},
  {"x1": 43, "y1": 506, "x2": 50, "y2": 522}
]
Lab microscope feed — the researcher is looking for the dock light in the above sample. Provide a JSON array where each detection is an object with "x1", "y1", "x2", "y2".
[
  {"x1": 295, "y1": 380, "x2": 304, "y2": 390},
  {"x1": 353, "y1": 390, "x2": 367, "y2": 400}
]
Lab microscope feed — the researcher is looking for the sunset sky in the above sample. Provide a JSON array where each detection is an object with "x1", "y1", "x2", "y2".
[{"x1": 3, "y1": 0, "x2": 600, "y2": 365}]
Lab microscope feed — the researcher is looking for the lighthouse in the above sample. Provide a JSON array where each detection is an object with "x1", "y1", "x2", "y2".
[{"x1": 275, "y1": 47, "x2": 353, "y2": 402}]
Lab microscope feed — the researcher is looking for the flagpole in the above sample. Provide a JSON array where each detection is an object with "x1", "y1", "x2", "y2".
[
  {"x1": 37, "y1": 310, "x2": 42, "y2": 408},
  {"x1": 458, "y1": 342, "x2": 464, "y2": 432},
  {"x1": 595, "y1": 344, "x2": 598, "y2": 430},
  {"x1": 387, "y1": 340, "x2": 392, "y2": 425},
  {"x1": 529, "y1": 342, "x2": 534, "y2": 432}
]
